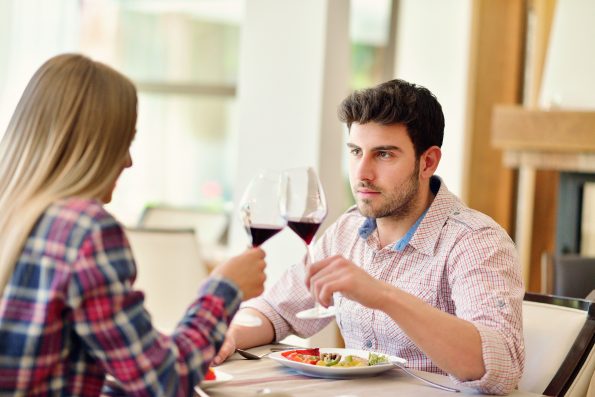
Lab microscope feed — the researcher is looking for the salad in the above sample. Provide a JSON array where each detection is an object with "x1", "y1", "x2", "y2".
[{"x1": 280, "y1": 348, "x2": 389, "y2": 367}]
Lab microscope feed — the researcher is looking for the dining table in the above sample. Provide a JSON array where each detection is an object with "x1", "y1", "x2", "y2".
[{"x1": 194, "y1": 345, "x2": 543, "y2": 397}]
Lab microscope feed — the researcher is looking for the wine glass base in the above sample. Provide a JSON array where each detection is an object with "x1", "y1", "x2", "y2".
[
  {"x1": 296, "y1": 305, "x2": 336, "y2": 320},
  {"x1": 231, "y1": 312, "x2": 263, "y2": 327}
]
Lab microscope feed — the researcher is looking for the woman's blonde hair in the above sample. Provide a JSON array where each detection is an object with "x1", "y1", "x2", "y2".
[{"x1": 0, "y1": 53, "x2": 137, "y2": 292}]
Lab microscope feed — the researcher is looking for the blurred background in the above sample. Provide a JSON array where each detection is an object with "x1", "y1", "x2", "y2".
[{"x1": 1, "y1": 0, "x2": 594, "y2": 341}]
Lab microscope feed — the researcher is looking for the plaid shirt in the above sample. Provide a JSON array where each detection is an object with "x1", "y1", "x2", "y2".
[
  {"x1": 245, "y1": 176, "x2": 525, "y2": 395},
  {"x1": 0, "y1": 198, "x2": 241, "y2": 396}
]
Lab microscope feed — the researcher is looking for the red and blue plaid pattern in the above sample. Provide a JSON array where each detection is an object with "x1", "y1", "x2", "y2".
[
  {"x1": 0, "y1": 198, "x2": 240, "y2": 396},
  {"x1": 245, "y1": 177, "x2": 525, "y2": 395}
]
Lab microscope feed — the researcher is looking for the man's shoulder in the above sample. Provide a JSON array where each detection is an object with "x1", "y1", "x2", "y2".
[
  {"x1": 323, "y1": 205, "x2": 367, "y2": 237},
  {"x1": 433, "y1": 182, "x2": 506, "y2": 234},
  {"x1": 338, "y1": 205, "x2": 366, "y2": 224},
  {"x1": 344, "y1": 204, "x2": 361, "y2": 216},
  {"x1": 447, "y1": 205, "x2": 505, "y2": 233}
]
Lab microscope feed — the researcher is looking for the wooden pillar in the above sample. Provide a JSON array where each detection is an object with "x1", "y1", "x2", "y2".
[
  {"x1": 464, "y1": 0, "x2": 525, "y2": 232},
  {"x1": 524, "y1": 0, "x2": 559, "y2": 292}
]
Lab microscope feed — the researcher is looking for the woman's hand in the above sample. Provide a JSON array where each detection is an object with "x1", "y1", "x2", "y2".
[
  {"x1": 212, "y1": 331, "x2": 237, "y2": 365},
  {"x1": 212, "y1": 248, "x2": 266, "y2": 300}
]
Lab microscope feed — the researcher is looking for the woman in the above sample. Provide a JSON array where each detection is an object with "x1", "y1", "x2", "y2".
[{"x1": 0, "y1": 54, "x2": 266, "y2": 396}]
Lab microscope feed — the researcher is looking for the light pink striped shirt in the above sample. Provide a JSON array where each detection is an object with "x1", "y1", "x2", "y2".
[{"x1": 244, "y1": 177, "x2": 525, "y2": 395}]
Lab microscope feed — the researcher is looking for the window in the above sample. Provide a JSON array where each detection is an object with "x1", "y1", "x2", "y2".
[
  {"x1": 81, "y1": 0, "x2": 245, "y2": 224},
  {"x1": 1, "y1": 0, "x2": 396, "y2": 226}
]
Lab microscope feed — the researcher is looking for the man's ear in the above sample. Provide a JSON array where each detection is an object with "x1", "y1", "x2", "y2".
[{"x1": 419, "y1": 146, "x2": 441, "y2": 178}]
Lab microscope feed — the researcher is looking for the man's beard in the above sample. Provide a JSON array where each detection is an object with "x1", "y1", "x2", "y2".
[{"x1": 353, "y1": 163, "x2": 420, "y2": 219}]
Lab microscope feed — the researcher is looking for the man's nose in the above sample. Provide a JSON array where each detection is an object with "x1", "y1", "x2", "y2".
[{"x1": 355, "y1": 155, "x2": 374, "y2": 182}]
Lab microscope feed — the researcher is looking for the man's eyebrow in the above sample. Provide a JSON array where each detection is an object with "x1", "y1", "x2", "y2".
[
  {"x1": 346, "y1": 143, "x2": 403, "y2": 152},
  {"x1": 372, "y1": 145, "x2": 402, "y2": 152}
]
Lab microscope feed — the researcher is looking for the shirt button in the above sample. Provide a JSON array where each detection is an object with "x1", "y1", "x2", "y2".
[
  {"x1": 365, "y1": 340, "x2": 372, "y2": 348},
  {"x1": 453, "y1": 211, "x2": 460, "y2": 215}
]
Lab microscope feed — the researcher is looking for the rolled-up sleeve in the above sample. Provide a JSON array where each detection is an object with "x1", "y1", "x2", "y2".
[{"x1": 447, "y1": 228, "x2": 525, "y2": 395}]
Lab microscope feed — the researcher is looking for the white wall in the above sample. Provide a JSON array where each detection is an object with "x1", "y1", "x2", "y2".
[
  {"x1": 539, "y1": 0, "x2": 595, "y2": 110},
  {"x1": 393, "y1": 0, "x2": 473, "y2": 197},
  {"x1": 230, "y1": 0, "x2": 349, "y2": 272}
]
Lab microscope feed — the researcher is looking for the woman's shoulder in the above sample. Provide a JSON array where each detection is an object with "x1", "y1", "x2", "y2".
[
  {"x1": 51, "y1": 197, "x2": 111, "y2": 218},
  {"x1": 26, "y1": 198, "x2": 124, "y2": 263},
  {"x1": 42, "y1": 197, "x2": 119, "y2": 234}
]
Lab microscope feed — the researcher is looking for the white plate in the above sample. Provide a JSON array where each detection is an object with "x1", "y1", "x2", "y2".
[
  {"x1": 198, "y1": 369, "x2": 233, "y2": 389},
  {"x1": 269, "y1": 348, "x2": 406, "y2": 379}
]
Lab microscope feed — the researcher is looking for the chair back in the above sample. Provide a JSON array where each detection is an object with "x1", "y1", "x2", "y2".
[
  {"x1": 552, "y1": 255, "x2": 595, "y2": 299},
  {"x1": 138, "y1": 205, "x2": 229, "y2": 246},
  {"x1": 125, "y1": 227, "x2": 210, "y2": 332},
  {"x1": 520, "y1": 293, "x2": 595, "y2": 396}
]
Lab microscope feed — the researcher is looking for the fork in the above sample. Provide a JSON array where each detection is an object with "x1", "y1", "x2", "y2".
[
  {"x1": 392, "y1": 362, "x2": 460, "y2": 393},
  {"x1": 235, "y1": 346, "x2": 299, "y2": 360}
]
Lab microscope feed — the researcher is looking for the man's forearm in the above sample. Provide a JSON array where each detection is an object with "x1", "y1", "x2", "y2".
[
  {"x1": 377, "y1": 284, "x2": 485, "y2": 381},
  {"x1": 231, "y1": 308, "x2": 275, "y2": 349}
]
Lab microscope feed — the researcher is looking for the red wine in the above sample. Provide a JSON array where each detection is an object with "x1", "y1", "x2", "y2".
[
  {"x1": 287, "y1": 219, "x2": 321, "y2": 245},
  {"x1": 249, "y1": 224, "x2": 283, "y2": 247}
]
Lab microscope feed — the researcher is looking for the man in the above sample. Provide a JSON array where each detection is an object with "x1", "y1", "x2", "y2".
[{"x1": 214, "y1": 79, "x2": 524, "y2": 395}]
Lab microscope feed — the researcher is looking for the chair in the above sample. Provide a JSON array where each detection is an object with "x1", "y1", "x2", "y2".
[
  {"x1": 125, "y1": 227, "x2": 210, "y2": 333},
  {"x1": 138, "y1": 204, "x2": 230, "y2": 246},
  {"x1": 541, "y1": 254, "x2": 595, "y2": 299},
  {"x1": 519, "y1": 292, "x2": 595, "y2": 396}
]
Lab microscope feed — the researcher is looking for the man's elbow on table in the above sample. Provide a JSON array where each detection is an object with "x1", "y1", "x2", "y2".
[
  {"x1": 469, "y1": 365, "x2": 523, "y2": 396},
  {"x1": 452, "y1": 337, "x2": 523, "y2": 395}
]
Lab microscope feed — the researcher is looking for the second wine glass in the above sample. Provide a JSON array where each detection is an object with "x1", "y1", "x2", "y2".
[{"x1": 282, "y1": 167, "x2": 335, "y2": 319}]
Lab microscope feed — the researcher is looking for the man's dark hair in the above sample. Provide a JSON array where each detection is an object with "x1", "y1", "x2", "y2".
[{"x1": 338, "y1": 79, "x2": 444, "y2": 157}]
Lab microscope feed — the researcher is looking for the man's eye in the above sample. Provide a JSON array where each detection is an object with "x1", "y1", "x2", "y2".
[
  {"x1": 350, "y1": 148, "x2": 361, "y2": 156},
  {"x1": 377, "y1": 151, "x2": 392, "y2": 159}
]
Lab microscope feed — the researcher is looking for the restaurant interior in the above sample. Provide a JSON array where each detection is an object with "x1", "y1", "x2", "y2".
[{"x1": 0, "y1": 0, "x2": 593, "y2": 396}]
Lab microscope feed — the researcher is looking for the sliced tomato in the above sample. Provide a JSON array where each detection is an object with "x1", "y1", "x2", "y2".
[
  {"x1": 204, "y1": 367, "x2": 216, "y2": 381},
  {"x1": 284, "y1": 352, "x2": 304, "y2": 362},
  {"x1": 281, "y1": 348, "x2": 320, "y2": 358},
  {"x1": 295, "y1": 348, "x2": 320, "y2": 356},
  {"x1": 303, "y1": 356, "x2": 319, "y2": 365},
  {"x1": 282, "y1": 351, "x2": 320, "y2": 365},
  {"x1": 281, "y1": 350, "x2": 294, "y2": 358}
]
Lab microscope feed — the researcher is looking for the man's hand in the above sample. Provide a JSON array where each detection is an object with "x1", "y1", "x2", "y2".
[
  {"x1": 307, "y1": 255, "x2": 389, "y2": 310},
  {"x1": 213, "y1": 308, "x2": 275, "y2": 365},
  {"x1": 309, "y1": 257, "x2": 487, "y2": 382}
]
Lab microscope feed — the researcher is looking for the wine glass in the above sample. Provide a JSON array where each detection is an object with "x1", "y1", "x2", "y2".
[
  {"x1": 232, "y1": 170, "x2": 286, "y2": 327},
  {"x1": 282, "y1": 166, "x2": 335, "y2": 319}
]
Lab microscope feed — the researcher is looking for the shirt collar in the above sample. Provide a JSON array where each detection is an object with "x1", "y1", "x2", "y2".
[
  {"x1": 358, "y1": 217, "x2": 377, "y2": 239},
  {"x1": 408, "y1": 176, "x2": 461, "y2": 256},
  {"x1": 393, "y1": 207, "x2": 428, "y2": 251},
  {"x1": 357, "y1": 176, "x2": 452, "y2": 254}
]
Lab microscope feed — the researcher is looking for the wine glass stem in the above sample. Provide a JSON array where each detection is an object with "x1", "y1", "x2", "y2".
[{"x1": 305, "y1": 244, "x2": 322, "y2": 314}]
